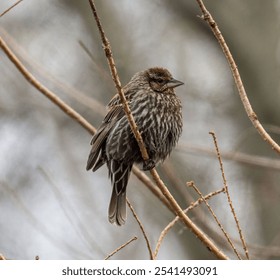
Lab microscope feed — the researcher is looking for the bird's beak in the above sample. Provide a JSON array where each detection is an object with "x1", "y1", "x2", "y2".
[{"x1": 167, "y1": 78, "x2": 184, "y2": 89}]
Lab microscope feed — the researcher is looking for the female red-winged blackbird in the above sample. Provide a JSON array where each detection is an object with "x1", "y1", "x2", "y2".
[{"x1": 86, "y1": 67, "x2": 183, "y2": 226}]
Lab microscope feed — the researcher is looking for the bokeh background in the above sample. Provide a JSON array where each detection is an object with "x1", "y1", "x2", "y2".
[{"x1": 0, "y1": 0, "x2": 280, "y2": 259}]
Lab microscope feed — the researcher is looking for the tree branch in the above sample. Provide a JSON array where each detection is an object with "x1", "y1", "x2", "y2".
[
  {"x1": 0, "y1": 0, "x2": 23, "y2": 18},
  {"x1": 126, "y1": 199, "x2": 154, "y2": 260},
  {"x1": 209, "y1": 131, "x2": 249, "y2": 259},
  {"x1": 154, "y1": 187, "x2": 224, "y2": 259},
  {"x1": 196, "y1": 0, "x2": 280, "y2": 155},
  {"x1": 105, "y1": 236, "x2": 137, "y2": 260}
]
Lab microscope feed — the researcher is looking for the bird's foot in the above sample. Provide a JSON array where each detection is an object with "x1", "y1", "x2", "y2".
[{"x1": 142, "y1": 159, "x2": 156, "y2": 171}]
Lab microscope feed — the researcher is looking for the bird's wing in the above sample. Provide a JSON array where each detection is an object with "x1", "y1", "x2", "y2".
[
  {"x1": 86, "y1": 104, "x2": 125, "y2": 171},
  {"x1": 107, "y1": 83, "x2": 136, "y2": 108}
]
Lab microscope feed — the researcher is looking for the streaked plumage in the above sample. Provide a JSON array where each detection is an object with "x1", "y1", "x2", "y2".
[{"x1": 86, "y1": 67, "x2": 183, "y2": 226}]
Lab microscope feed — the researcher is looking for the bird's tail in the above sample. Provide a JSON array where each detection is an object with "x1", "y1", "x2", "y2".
[{"x1": 108, "y1": 160, "x2": 132, "y2": 226}]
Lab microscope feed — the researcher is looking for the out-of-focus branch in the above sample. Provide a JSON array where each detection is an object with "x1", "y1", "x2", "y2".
[
  {"x1": 196, "y1": 0, "x2": 280, "y2": 155},
  {"x1": 88, "y1": 0, "x2": 229, "y2": 260},
  {"x1": 0, "y1": 36, "x2": 95, "y2": 135},
  {"x1": 0, "y1": 0, "x2": 23, "y2": 17},
  {"x1": 0, "y1": 27, "x2": 106, "y2": 115},
  {"x1": 177, "y1": 142, "x2": 280, "y2": 171}
]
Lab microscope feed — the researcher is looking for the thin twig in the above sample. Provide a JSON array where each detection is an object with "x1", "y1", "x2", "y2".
[
  {"x1": 126, "y1": 199, "x2": 154, "y2": 260},
  {"x1": 161, "y1": 162, "x2": 194, "y2": 205},
  {"x1": 104, "y1": 236, "x2": 137, "y2": 260},
  {"x1": 209, "y1": 131, "x2": 250, "y2": 259},
  {"x1": 187, "y1": 181, "x2": 241, "y2": 259},
  {"x1": 196, "y1": 0, "x2": 280, "y2": 154},
  {"x1": 148, "y1": 169, "x2": 228, "y2": 259},
  {"x1": 0, "y1": 0, "x2": 23, "y2": 17},
  {"x1": 78, "y1": 40, "x2": 113, "y2": 86},
  {"x1": 88, "y1": 0, "x2": 229, "y2": 260},
  {"x1": 154, "y1": 188, "x2": 224, "y2": 259}
]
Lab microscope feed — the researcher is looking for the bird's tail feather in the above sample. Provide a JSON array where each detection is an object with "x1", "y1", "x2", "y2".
[{"x1": 108, "y1": 160, "x2": 132, "y2": 226}]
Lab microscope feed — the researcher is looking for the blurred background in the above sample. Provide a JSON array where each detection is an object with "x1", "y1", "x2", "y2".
[{"x1": 0, "y1": 0, "x2": 280, "y2": 260}]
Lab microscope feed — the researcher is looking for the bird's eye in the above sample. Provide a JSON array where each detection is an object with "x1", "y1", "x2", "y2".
[{"x1": 157, "y1": 78, "x2": 164, "y2": 84}]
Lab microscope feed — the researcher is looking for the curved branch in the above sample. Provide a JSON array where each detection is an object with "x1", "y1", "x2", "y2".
[{"x1": 196, "y1": 0, "x2": 280, "y2": 154}]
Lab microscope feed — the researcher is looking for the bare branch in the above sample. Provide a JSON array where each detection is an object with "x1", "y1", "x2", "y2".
[
  {"x1": 0, "y1": 0, "x2": 23, "y2": 18},
  {"x1": 154, "y1": 188, "x2": 224, "y2": 259},
  {"x1": 196, "y1": 0, "x2": 280, "y2": 155},
  {"x1": 105, "y1": 236, "x2": 137, "y2": 260},
  {"x1": 187, "y1": 181, "x2": 241, "y2": 259},
  {"x1": 131, "y1": 166, "x2": 172, "y2": 212},
  {"x1": 126, "y1": 199, "x2": 154, "y2": 260},
  {"x1": 209, "y1": 131, "x2": 249, "y2": 259}
]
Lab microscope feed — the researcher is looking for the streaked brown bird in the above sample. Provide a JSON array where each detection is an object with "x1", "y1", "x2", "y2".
[{"x1": 86, "y1": 67, "x2": 183, "y2": 226}]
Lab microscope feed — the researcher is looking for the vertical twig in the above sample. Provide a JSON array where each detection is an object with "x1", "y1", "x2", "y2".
[
  {"x1": 126, "y1": 199, "x2": 154, "y2": 260},
  {"x1": 187, "y1": 181, "x2": 241, "y2": 259},
  {"x1": 209, "y1": 131, "x2": 249, "y2": 259}
]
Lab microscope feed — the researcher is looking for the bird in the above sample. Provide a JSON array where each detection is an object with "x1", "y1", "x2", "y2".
[{"x1": 86, "y1": 67, "x2": 183, "y2": 226}]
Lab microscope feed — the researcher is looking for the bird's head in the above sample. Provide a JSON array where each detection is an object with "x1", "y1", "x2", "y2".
[{"x1": 146, "y1": 67, "x2": 184, "y2": 94}]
